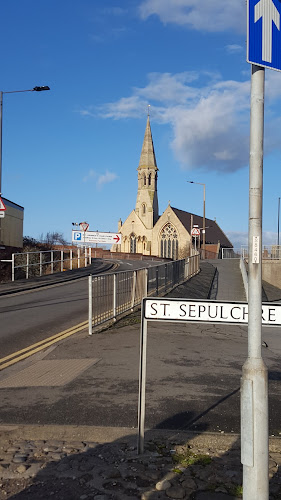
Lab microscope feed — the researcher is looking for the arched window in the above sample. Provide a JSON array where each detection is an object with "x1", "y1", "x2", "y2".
[
  {"x1": 130, "y1": 233, "x2": 137, "y2": 253},
  {"x1": 143, "y1": 174, "x2": 146, "y2": 186},
  {"x1": 148, "y1": 173, "x2": 152, "y2": 185},
  {"x1": 160, "y1": 223, "x2": 178, "y2": 259},
  {"x1": 142, "y1": 203, "x2": 146, "y2": 215}
]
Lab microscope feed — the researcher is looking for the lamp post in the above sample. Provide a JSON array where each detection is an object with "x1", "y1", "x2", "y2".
[
  {"x1": 0, "y1": 86, "x2": 50, "y2": 243},
  {"x1": 187, "y1": 181, "x2": 206, "y2": 259}
]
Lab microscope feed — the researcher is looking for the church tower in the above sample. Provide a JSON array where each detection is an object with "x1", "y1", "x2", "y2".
[{"x1": 135, "y1": 115, "x2": 159, "y2": 229}]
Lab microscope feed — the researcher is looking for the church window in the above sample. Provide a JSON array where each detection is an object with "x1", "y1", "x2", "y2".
[
  {"x1": 142, "y1": 203, "x2": 146, "y2": 215},
  {"x1": 160, "y1": 223, "x2": 178, "y2": 259},
  {"x1": 130, "y1": 234, "x2": 137, "y2": 253},
  {"x1": 143, "y1": 174, "x2": 146, "y2": 186},
  {"x1": 148, "y1": 173, "x2": 152, "y2": 185}
]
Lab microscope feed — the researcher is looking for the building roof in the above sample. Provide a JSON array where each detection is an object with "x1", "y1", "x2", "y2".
[
  {"x1": 138, "y1": 116, "x2": 158, "y2": 171},
  {"x1": 171, "y1": 207, "x2": 233, "y2": 248}
]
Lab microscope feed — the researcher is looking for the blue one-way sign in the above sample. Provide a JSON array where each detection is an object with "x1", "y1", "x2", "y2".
[{"x1": 247, "y1": 0, "x2": 281, "y2": 71}]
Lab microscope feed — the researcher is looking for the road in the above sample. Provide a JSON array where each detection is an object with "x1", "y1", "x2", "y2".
[{"x1": 0, "y1": 259, "x2": 160, "y2": 359}]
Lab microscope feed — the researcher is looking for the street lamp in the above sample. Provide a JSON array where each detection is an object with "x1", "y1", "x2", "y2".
[
  {"x1": 0, "y1": 85, "x2": 50, "y2": 244},
  {"x1": 187, "y1": 181, "x2": 206, "y2": 259},
  {"x1": 0, "y1": 85, "x2": 50, "y2": 196}
]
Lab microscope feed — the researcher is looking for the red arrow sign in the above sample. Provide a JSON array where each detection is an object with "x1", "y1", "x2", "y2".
[{"x1": 114, "y1": 235, "x2": 120, "y2": 243}]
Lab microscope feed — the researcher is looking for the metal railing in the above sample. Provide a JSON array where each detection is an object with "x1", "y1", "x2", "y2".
[
  {"x1": 2, "y1": 247, "x2": 92, "y2": 281},
  {"x1": 222, "y1": 245, "x2": 281, "y2": 260},
  {"x1": 88, "y1": 255, "x2": 200, "y2": 333}
]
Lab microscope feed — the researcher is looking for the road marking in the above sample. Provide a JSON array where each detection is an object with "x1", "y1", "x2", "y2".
[{"x1": 0, "y1": 320, "x2": 89, "y2": 371}]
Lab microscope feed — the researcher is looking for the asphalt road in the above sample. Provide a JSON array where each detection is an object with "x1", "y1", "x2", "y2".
[{"x1": 0, "y1": 259, "x2": 161, "y2": 359}]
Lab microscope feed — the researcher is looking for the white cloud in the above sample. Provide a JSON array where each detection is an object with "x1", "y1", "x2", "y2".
[
  {"x1": 98, "y1": 72, "x2": 250, "y2": 172},
  {"x1": 82, "y1": 169, "x2": 118, "y2": 188},
  {"x1": 83, "y1": 169, "x2": 96, "y2": 182},
  {"x1": 226, "y1": 231, "x2": 278, "y2": 248},
  {"x1": 138, "y1": 0, "x2": 245, "y2": 33},
  {"x1": 97, "y1": 170, "x2": 118, "y2": 188},
  {"x1": 225, "y1": 44, "x2": 243, "y2": 53},
  {"x1": 84, "y1": 69, "x2": 281, "y2": 173}
]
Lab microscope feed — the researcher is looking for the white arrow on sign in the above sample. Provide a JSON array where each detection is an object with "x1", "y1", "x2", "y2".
[{"x1": 255, "y1": 0, "x2": 280, "y2": 63}]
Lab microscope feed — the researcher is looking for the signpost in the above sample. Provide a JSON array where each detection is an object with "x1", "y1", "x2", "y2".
[
  {"x1": 72, "y1": 230, "x2": 122, "y2": 245},
  {"x1": 243, "y1": 0, "x2": 281, "y2": 495},
  {"x1": 138, "y1": 297, "x2": 281, "y2": 454}
]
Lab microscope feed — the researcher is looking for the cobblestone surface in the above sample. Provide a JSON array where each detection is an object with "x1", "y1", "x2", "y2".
[{"x1": 0, "y1": 432, "x2": 280, "y2": 499}]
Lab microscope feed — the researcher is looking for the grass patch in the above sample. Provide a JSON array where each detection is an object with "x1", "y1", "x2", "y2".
[{"x1": 172, "y1": 449, "x2": 212, "y2": 467}]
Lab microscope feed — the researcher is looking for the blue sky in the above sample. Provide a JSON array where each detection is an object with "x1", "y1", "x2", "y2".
[{"x1": 1, "y1": 0, "x2": 281, "y2": 248}]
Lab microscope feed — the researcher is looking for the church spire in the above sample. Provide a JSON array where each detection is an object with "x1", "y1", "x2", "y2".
[
  {"x1": 135, "y1": 115, "x2": 159, "y2": 228},
  {"x1": 138, "y1": 115, "x2": 158, "y2": 171}
]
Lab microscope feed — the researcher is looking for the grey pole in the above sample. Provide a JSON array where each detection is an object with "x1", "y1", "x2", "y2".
[
  {"x1": 241, "y1": 64, "x2": 268, "y2": 499},
  {"x1": 277, "y1": 197, "x2": 280, "y2": 248}
]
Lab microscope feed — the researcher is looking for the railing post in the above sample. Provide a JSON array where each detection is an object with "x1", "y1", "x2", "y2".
[
  {"x1": 88, "y1": 274, "x2": 93, "y2": 335},
  {"x1": 156, "y1": 267, "x2": 159, "y2": 296},
  {"x1": 12, "y1": 254, "x2": 15, "y2": 282},
  {"x1": 70, "y1": 249, "x2": 73, "y2": 270},
  {"x1": 84, "y1": 247, "x2": 87, "y2": 267},
  {"x1": 164, "y1": 264, "x2": 167, "y2": 292},
  {"x1": 144, "y1": 268, "x2": 148, "y2": 297},
  {"x1": 131, "y1": 270, "x2": 137, "y2": 311},
  {"x1": 61, "y1": 250, "x2": 63, "y2": 272},
  {"x1": 40, "y1": 252, "x2": 43, "y2": 276},
  {"x1": 113, "y1": 274, "x2": 117, "y2": 321},
  {"x1": 51, "y1": 251, "x2": 54, "y2": 274},
  {"x1": 26, "y1": 253, "x2": 29, "y2": 280},
  {"x1": 78, "y1": 248, "x2": 81, "y2": 268}
]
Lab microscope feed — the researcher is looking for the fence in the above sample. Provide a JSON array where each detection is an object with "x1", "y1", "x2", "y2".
[
  {"x1": 2, "y1": 246, "x2": 92, "y2": 281},
  {"x1": 88, "y1": 254, "x2": 200, "y2": 333},
  {"x1": 222, "y1": 245, "x2": 281, "y2": 260}
]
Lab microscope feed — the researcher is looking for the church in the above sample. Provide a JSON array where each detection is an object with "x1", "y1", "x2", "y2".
[{"x1": 112, "y1": 116, "x2": 232, "y2": 259}]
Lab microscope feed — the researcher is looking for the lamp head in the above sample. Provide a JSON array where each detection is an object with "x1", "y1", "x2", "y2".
[{"x1": 33, "y1": 86, "x2": 50, "y2": 92}]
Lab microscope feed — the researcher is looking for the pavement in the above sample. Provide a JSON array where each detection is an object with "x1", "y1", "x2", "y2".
[{"x1": 0, "y1": 259, "x2": 281, "y2": 499}]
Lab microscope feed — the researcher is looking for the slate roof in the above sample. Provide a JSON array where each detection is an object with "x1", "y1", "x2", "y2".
[{"x1": 171, "y1": 207, "x2": 233, "y2": 248}]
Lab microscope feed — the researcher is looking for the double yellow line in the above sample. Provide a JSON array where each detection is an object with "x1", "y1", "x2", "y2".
[{"x1": 0, "y1": 321, "x2": 89, "y2": 371}]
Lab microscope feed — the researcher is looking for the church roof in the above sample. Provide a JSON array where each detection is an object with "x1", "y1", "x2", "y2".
[
  {"x1": 171, "y1": 207, "x2": 233, "y2": 248},
  {"x1": 138, "y1": 116, "x2": 158, "y2": 171}
]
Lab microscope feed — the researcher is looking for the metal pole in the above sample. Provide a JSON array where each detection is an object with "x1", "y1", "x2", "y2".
[
  {"x1": 40, "y1": 252, "x2": 43, "y2": 276},
  {"x1": 113, "y1": 273, "x2": 117, "y2": 321},
  {"x1": 12, "y1": 253, "x2": 14, "y2": 281},
  {"x1": 277, "y1": 198, "x2": 280, "y2": 248},
  {"x1": 88, "y1": 274, "x2": 93, "y2": 335},
  {"x1": 138, "y1": 307, "x2": 148, "y2": 454},
  {"x1": 0, "y1": 91, "x2": 3, "y2": 244},
  {"x1": 241, "y1": 64, "x2": 268, "y2": 499},
  {"x1": 203, "y1": 184, "x2": 206, "y2": 259}
]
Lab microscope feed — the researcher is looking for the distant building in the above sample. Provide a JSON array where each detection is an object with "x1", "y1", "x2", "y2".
[
  {"x1": 112, "y1": 117, "x2": 232, "y2": 259},
  {"x1": 0, "y1": 198, "x2": 24, "y2": 248}
]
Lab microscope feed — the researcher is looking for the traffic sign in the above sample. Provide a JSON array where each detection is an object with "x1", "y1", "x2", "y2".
[
  {"x1": 72, "y1": 230, "x2": 122, "y2": 245},
  {"x1": 80, "y1": 222, "x2": 89, "y2": 232},
  {"x1": 247, "y1": 0, "x2": 281, "y2": 71},
  {"x1": 191, "y1": 227, "x2": 200, "y2": 236},
  {"x1": 0, "y1": 198, "x2": 6, "y2": 211}
]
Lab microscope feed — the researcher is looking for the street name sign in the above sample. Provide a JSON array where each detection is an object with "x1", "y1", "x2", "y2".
[
  {"x1": 72, "y1": 230, "x2": 122, "y2": 245},
  {"x1": 247, "y1": 0, "x2": 281, "y2": 71},
  {"x1": 144, "y1": 297, "x2": 281, "y2": 327}
]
